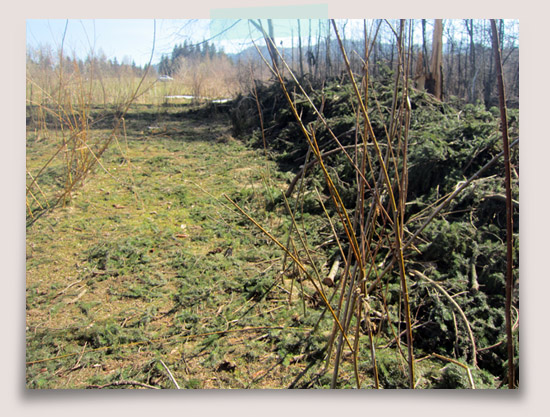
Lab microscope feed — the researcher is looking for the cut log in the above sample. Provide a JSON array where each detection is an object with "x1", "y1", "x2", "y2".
[{"x1": 323, "y1": 256, "x2": 341, "y2": 287}]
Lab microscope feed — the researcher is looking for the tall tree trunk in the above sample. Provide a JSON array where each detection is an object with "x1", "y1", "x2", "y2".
[
  {"x1": 448, "y1": 38, "x2": 455, "y2": 96},
  {"x1": 457, "y1": 39, "x2": 463, "y2": 98},
  {"x1": 291, "y1": 27, "x2": 295, "y2": 72},
  {"x1": 307, "y1": 19, "x2": 312, "y2": 74},
  {"x1": 417, "y1": 19, "x2": 443, "y2": 100},
  {"x1": 483, "y1": 49, "x2": 495, "y2": 107},
  {"x1": 362, "y1": 19, "x2": 372, "y2": 101},
  {"x1": 315, "y1": 20, "x2": 322, "y2": 81},
  {"x1": 372, "y1": 35, "x2": 378, "y2": 78},
  {"x1": 421, "y1": 19, "x2": 429, "y2": 70},
  {"x1": 413, "y1": 50, "x2": 426, "y2": 90},
  {"x1": 267, "y1": 19, "x2": 278, "y2": 69},
  {"x1": 297, "y1": 19, "x2": 304, "y2": 78},
  {"x1": 466, "y1": 19, "x2": 476, "y2": 103},
  {"x1": 325, "y1": 20, "x2": 332, "y2": 79},
  {"x1": 427, "y1": 19, "x2": 443, "y2": 100},
  {"x1": 390, "y1": 38, "x2": 395, "y2": 71}
]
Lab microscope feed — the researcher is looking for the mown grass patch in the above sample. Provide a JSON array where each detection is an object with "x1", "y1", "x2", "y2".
[{"x1": 26, "y1": 104, "x2": 341, "y2": 389}]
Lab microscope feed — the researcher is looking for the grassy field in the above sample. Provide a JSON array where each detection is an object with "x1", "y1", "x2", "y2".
[
  {"x1": 26, "y1": 93, "x2": 516, "y2": 390},
  {"x1": 26, "y1": 104, "x2": 371, "y2": 389}
]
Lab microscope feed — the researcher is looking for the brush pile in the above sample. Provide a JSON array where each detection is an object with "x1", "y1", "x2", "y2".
[{"x1": 230, "y1": 74, "x2": 519, "y2": 387}]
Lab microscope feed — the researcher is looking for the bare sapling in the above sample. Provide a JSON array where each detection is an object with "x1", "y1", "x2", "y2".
[{"x1": 490, "y1": 18, "x2": 516, "y2": 389}]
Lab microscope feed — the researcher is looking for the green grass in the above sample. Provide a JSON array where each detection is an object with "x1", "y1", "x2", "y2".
[
  {"x1": 26, "y1": 104, "x2": 340, "y2": 389},
  {"x1": 26, "y1": 102, "x2": 497, "y2": 389}
]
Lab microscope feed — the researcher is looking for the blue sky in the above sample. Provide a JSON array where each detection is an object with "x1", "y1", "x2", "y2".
[
  {"x1": 25, "y1": 19, "x2": 288, "y2": 66},
  {"x1": 26, "y1": 19, "x2": 213, "y2": 66},
  {"x1": 25, "y1": 18, "x2": 346, "y2": 67},
  {"x1": 25, "y1": 5, "x2": 332, "y2": 66}
]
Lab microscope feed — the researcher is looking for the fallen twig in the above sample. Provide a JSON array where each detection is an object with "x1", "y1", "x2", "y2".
[
  {"x1": 158, "y1": 359, "x2": 181, "y2": 389},
  {"x1": 53, "y1": 279, "x2": 83, "y2": 299},
  {"x1": 86, "y1": 380, "x2": 161, "y2": 389},
  {"x1": 66, "y1": 288, "x2": 87, "y2": 304}
]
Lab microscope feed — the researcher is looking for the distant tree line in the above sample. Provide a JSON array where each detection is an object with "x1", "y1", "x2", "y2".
[
  {"x1": 26, "y1": 46, "x2": 146, "y2": 79},
  {"x1": 158, "y1": 40, "x2": 227, "y2": 76}
]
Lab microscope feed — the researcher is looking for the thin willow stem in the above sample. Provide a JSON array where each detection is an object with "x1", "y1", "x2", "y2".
[
  {"x1": 490, "y1": 19, "x2": 516, "y2": 389},
  {"x1": 332, "y1": 19, "x2": 415, "y2": 389}
]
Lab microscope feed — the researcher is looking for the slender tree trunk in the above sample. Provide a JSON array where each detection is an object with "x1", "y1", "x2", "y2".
[
  {"x1": 499, "y1": 19, "x2": 505, "y2": 51},
  {"x1": 363, "y1": 19, "x2": 369, "y2": 84},
  {"x1": 297, "y1": 19, "x2": 304, "y2": 78},
  {"x1": 483, "y1": 50, "x2": 495, "y2": 107},
  {"x1": 390, "y1": 38, "x2": 395, "y2": 71},
  {"x1": 408, "y1": 19, "x2": 415, "y2": 80},
  {"x1": 458, "y1": 40, "x2": 463, "y2": 97},
  {"x1": 315, "y1": 20, "x2": 322, "y2": 81},
  {"x1": 291, "y1": 27, "x2": 295, "y2": 72},
  {"x1": 490, "y1": 18, "x2": 516, "y2": 389},
  {"x1": 448, "y1": 39, "x2": 455, "y2": 96},
  {"x1": 415, "y1": 20, "x2": 429, "y2": 92},
  {"x1": 372, "y1": 34, "x2": 378, "y2": 78},
  {"x1": 307, "y1": 19, "x2": 312, "y2": 74},
  {"x1": 267, "y1": 19, "x2": 278, "y2": 69},
  {"x1": 466, "y1": 19, "x2": 476, "y2": 103},
  {"x1": 325, "y1": 20, "x2": 332, "y2": 79}
]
